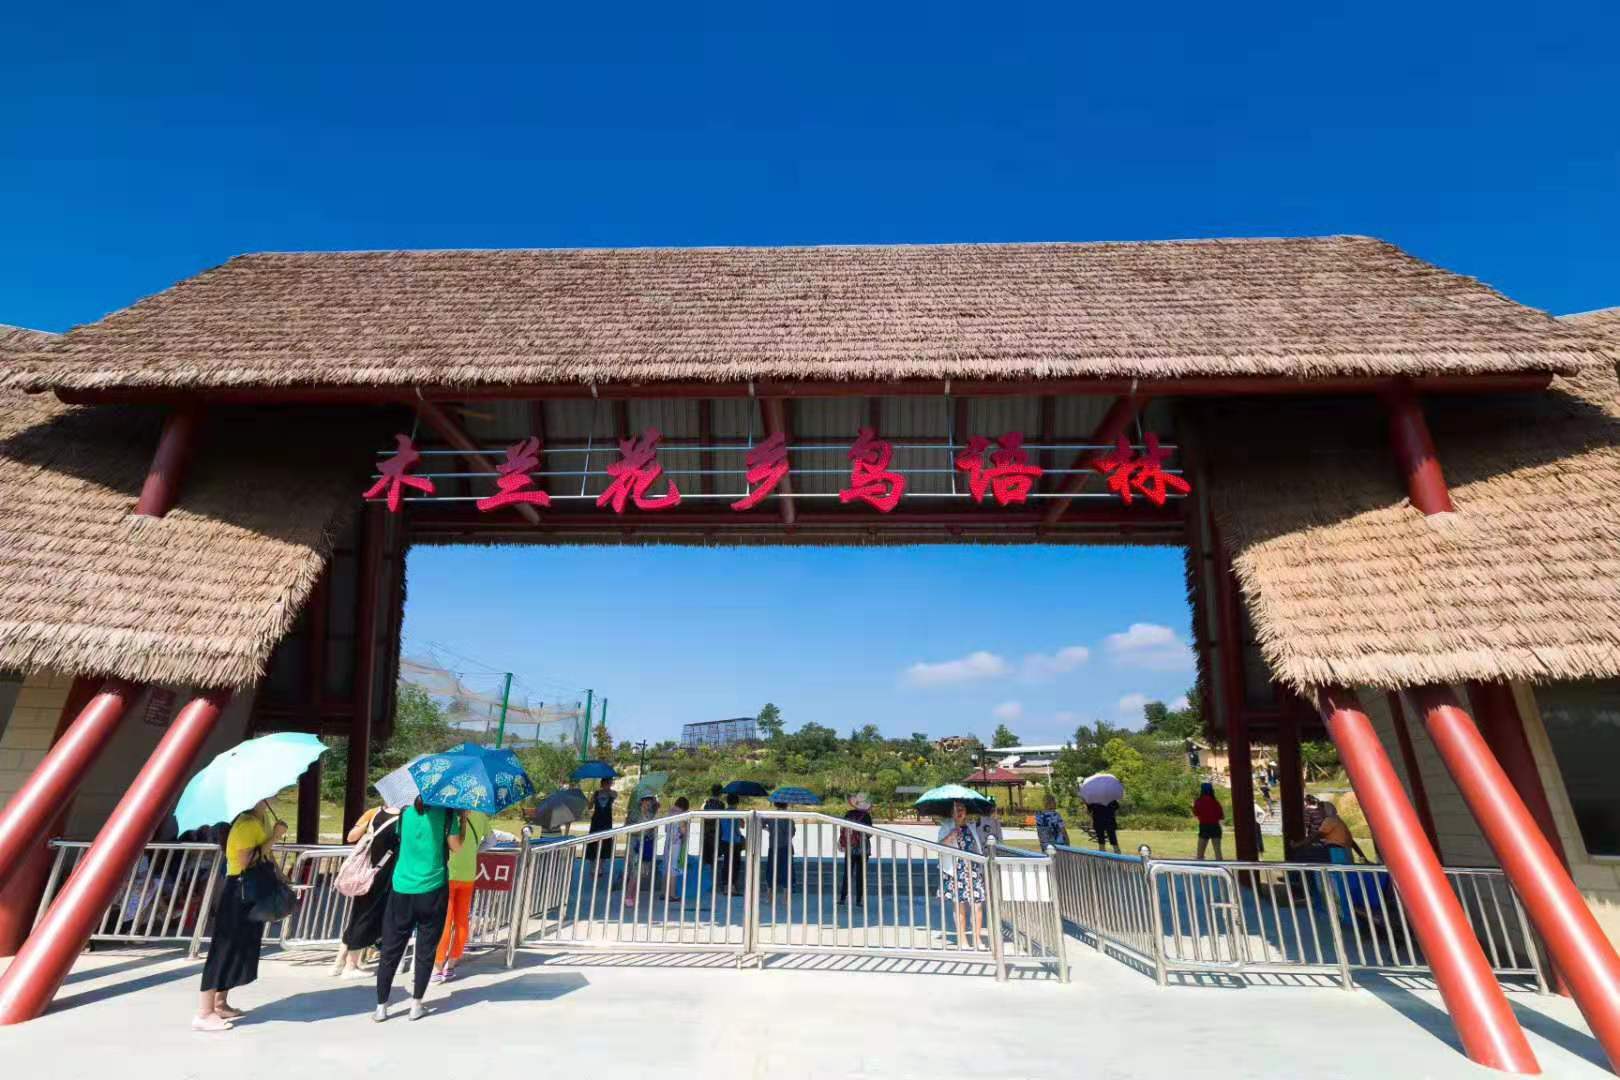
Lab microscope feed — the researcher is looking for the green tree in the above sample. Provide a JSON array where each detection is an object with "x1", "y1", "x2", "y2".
[
  {"x1": 1141, "y1": 689, "x2": 1202, "y2": 740},
  {"x1": 591, "y1": 719, "x2": 615, "y2": 759},
  {"x1": 757, "y1": 702, "x2": 785, "y2": 740},
  {"x1": 1300, "y1": 739, "x2": 1342, "y2": 781},
  {"x1": 322, "y1": 683, "x2": 456, "y2": 803},
  {"x1": 991, "y1": 723, "x2": 1019, "y2": 748}
]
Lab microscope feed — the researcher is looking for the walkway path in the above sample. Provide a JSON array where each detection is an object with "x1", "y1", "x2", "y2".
[{"x1": 0, "y1": 940, "x2": 1608, "y2": 1078}]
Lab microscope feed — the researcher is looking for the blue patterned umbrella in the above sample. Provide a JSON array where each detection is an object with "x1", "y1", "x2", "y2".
[
  {"x1": 768, "y1": 786, "x2": 821, "y2": 806},
  {"x1": 409, "y1": 743, "x2": 534, "y2": 814}
]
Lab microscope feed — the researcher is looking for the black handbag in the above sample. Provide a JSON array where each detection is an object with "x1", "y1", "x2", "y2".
[{"x1": 240, "y1": 853, "x2": 296, "y2": 923}]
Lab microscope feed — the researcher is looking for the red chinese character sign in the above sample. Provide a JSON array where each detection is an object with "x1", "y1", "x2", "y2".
[
  {"x1": 730, "y1": 431, "x2": 790, "y2": 512},
  {"x1": 1096, "y1": 434, "x2": 1190, "y2": 506},
  {"x1": 477, "y1": 437, "x2": 551, "y2": 513},
  {"x1": 955, "y1": 432, "x2": 1044, "y2": 506},
  {"x1": 598, "y1": 428, "x2": 682, "y2": 513},
  {"x1": 363, "y1": 434, "x2": 435, "y2": 512},
  {"x1": 839, "y1": 427, "x2": 906, "y2": 512}
]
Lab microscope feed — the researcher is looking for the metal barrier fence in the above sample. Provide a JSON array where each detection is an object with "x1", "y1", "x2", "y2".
[
  {"x1": 510, "y1": 811, "x2": 1067, "y2": 980},
  {"x1": 1052, "y1": 845, "x2": 1544, "y2": 990},
  {"x1": 36, "y1": 818, "x2": 1068, "y2": 982}
]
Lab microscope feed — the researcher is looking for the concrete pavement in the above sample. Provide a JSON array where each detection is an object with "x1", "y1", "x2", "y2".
[{"x1": 0, "y1": 940, "x2": 1610, "y2": 1079}]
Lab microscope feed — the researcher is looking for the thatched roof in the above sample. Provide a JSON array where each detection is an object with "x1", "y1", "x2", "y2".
[
  {"x1": 0, "y1": 329, "x2": 377, "y2": 686},
  {"x1": 1200, "y1": 308, "x2": 1620, "y2": 690},
  {"x1": 2, "y1": 237, "x2": 1602, "y2": 393}
]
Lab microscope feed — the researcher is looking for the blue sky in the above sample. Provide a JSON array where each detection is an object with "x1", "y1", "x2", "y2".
[{"x1": 4, "y1": 3, "x2": 1616, "y2": 743}]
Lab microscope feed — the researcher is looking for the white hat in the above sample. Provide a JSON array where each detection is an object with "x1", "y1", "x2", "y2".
[{"x1": 850, "y1": 793, "x2": 872, "y2": 811}]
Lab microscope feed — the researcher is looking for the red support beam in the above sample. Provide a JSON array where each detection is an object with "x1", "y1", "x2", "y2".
[
  {"x1": 0, "y1": 679, "x2": 139, "y2": 896},
  {"x1": 1411, "y1": 684, "x2": 1620, "y2": 1070},
  {"x1": 1043, "y1": 395, "x2": 1147, "y2": 525},
  {"x1": 1317, "y1": 687, "x2": 1539, "y2": 1075},
  {"x1": 345, "y1": 504, "x2": 386, "y2": 831},
  {"x1": 1387, "y1": 691, "x2": 1441, "y2": 854},
  {"x1": 761, "y1": 398, "x2": 797, "y2": 526},
  {"x1": 1383, "y1": 380, "x2": 1455, "y2": 515},
  {"x1": 0, "y1": 690, "x2": 230, "y2": 1025},
  {"x1": 0, "y1": 678, "x2": 109, "y2": 956},
  {"x1": 132, "y1": 408, "x2": 202, "y2": 517},
  {"x1": 1277, "y1": 709, "x2": 1306, "y2": 851},
  {"x1": 410, "y1": 397, "x2": 542, "y2": 525},
  {"x1": 58, "y1": 372, "x2": 1556, "y2": 407}
]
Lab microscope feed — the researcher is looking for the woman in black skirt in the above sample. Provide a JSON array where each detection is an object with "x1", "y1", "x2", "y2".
[
  {"x1": 332, "y1": 803, "x2": 402, "y2": 977},
  {"x1": 196, "y1": 800, "x2": 285, "y2": 1032}
]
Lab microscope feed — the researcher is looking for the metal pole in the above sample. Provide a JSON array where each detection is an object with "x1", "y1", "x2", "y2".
[
  {"x1": 985, "y1": 846, "x2": 1006, "y2": 981},
  {"x1": 1410, "y1": 685, "x2": 1620, "y2": 1072},
  {"x1": 1317, "y1": 686, "x2": 1537, "y2": 1075},
  {"x1": 580, "y1": 690, "x2": 594, "y2": 761},
  {"x1": 494, "y1": 672, "x2": 514, "y2": 749},
  {"x1": 507, "y1": 829, "x2": 532, "y2": 969}
]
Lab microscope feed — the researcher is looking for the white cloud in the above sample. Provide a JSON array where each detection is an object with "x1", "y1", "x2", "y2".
[
  {"x1": 902, "y1": 650, "x2": 1010, "y2": 688},
  {"x1": 1021, "y1": 645, "x2": 1091, "y2": 681},
  {"x1": 992, "y1": 701, "x2": 1024, "y2": 722},
  {"x1": 1171, "y1": 695, "x2": 1191, "y2": 711},
  {"x1": 1104, "y1": 622, "x2": 1197, "y2": 671},
  {"x1": 1118, "y1": 693, "x2": 1150, "y2": 717}
]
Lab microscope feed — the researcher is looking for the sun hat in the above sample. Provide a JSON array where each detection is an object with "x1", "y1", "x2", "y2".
[{"x1": 849, "y1": 793, "x2": 872, "y2": 811}]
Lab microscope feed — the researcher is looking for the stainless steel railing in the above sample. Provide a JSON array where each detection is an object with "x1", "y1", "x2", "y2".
[
  {"x1": 507, "y1": 811, "x2": 1067, "y2": 980},
  {"x1": 34, "y1": 841, "x2": 224, "y2": 958},
  {"x1": 1052, "y1": 845, "x2": 1545, "y2": 991}
]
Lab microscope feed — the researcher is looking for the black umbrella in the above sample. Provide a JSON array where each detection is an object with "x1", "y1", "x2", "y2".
[
  {"x1": 530, "y1": 789, "x2": 589, "y2": 831},
  {"x1": 723, "y1": 780, "x2": 770, "y2": 798}
]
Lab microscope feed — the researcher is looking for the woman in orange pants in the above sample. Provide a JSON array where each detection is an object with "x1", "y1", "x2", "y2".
[{"x1": 432, "y1": 810, "x2": 488, "y2": 982}]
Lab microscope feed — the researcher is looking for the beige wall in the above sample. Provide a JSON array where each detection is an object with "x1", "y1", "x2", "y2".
[
  {"x1": 1513, "y1": 683, "x2": 1620, "y2": 951},
  {"x1": 0, "y1": 672, "x2": 255, "y2": 839}
]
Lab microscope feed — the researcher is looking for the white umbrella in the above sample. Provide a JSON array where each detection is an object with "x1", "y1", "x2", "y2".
[
  {"x1": 1079, "y1": 772, "x2": 1125, "y2": 805},
  {"x1": 374, "y1": 763, "x2": 420, "y2": 808}
]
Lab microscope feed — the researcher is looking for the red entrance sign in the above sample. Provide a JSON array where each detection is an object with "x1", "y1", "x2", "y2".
[
  {"x1": 364, "y1": 434, "x2": 435, "y2": 512},
  {"x1": 598, "y1": 428, "x2": 682, "y2": 513},
  {"x1": 475, "y1": 851, "x2": 517, "y2": 893},
  {"x1": 730, "y1": 431, "x2": 790, "y2": 512},
  {"x1": 954, "y1": 432, "x2": 1043, "y2": 507},
  {"x1": 839, "y1": 427, "x2": 906, "y2": 513},
  {"x1": 477, "y1": 437, "x2": 551, "y2": 513},
  {"x1": 1096, "y1": 434, "x2": 1190, "y2": 507}
]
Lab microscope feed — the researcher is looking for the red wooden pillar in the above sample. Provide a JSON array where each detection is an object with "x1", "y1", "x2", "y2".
[
  {"x1": 0, "y1": 678, "x2": 113, "y2": 956},
  {"x1": 1318, "y1": 687, "x2": 1538, "y2": 1074},
  {"x1": 344, "y1": 505, "x2": 386, "y2": 830},
  {"x1": 132, "y1": 408, "x2": 202, "y2": 518},
  {"x1": 1387, "y1": 691, "x2": 1441, "y2": 853},
  {"x1": 0, "y1": 679, "x2": 138, "y2": 896},
  {"x1": 0, "y1": 690, "x2": 230, "y2": 1025},
  {"x1": 1383, "y1": 380, "x2": 1455, "y2": 515},
  {"x1": 1276, "y1": 709, "x2": 1306, "y2": 850},
  {"x1": 1411, "y1": 685, "x2": 1620, "y2": 1072}
]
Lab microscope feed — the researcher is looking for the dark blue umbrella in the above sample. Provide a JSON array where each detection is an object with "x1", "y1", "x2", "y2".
[
  {"x1": 409, "y1": 743, "x2": 535, "y2": 814},
  {"x1": 572, "y1": 760, "x2": 619, "y2": 781},
  {"x1": 723, "y1": 780, "x2": 770, "y2": 798}
]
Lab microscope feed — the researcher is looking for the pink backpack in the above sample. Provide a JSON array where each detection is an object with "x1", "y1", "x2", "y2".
[{"x1": 335, "y1": 811, "x2": 398, "y2": 898}]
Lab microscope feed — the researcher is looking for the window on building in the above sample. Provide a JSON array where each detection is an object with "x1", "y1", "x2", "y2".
[
  {"x1": 0, "y1": 672, "x2": 22, "y2": 743},
  {"x1": 1534, "y1": 679, "x2": 1620, "y2": 857}
]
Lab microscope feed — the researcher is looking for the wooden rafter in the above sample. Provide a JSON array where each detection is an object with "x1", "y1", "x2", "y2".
[
  {"x1": 411, "y1": 397, "x2": 543, "y2": 525},
  {"x1": 1042, "y1": 395, "x2": 1147, "y2": 525}
]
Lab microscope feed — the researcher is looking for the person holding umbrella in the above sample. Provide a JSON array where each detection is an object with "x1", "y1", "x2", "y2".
[
  {"x1": 1080, "y1": 772, "x2": 1125, "y2": 855},
  {"x1": 938, "y1": 799, "x2": 987, "y2": 949},
  {"x1": 174, "y1": 732, "x2": 325, "y2": 1032},
  {"x1": 332, "y1": 800, "x2": 403, "y2": 978},
  {"x1": 837, "y1": 794, "x2": 874, "y2": 907}
]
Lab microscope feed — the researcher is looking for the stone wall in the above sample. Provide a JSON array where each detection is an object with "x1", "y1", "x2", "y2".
[{"x1": 0, "y1": 670, "x2": 74, "y2": 807}]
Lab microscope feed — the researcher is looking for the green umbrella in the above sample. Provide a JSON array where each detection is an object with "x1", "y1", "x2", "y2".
[
  {"x1": 173, "y1": 733, "x2": 327, "y2": 834},
  {"x1": 913, "y1": 783, "x2": 994, "y2": 818}
]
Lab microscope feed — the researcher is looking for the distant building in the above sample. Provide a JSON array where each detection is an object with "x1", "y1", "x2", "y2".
[{"x1": 682, "y1": 716, "x2": 758, "y2": 748}]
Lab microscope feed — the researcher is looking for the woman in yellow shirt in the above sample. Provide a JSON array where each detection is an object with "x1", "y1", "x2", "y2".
[{"x1": 195, "y1": 800, "x2": 286, "y2": 1032}]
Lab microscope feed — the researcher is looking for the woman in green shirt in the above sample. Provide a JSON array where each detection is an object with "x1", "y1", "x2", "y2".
[{"x1": 374, "y1": 797, "x2": 464, "y2": 1022}]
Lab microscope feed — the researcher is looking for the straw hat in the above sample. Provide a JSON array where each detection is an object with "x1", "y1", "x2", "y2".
[{"x1": 849, "y1": 793, "x2": 872, "y2": 811}]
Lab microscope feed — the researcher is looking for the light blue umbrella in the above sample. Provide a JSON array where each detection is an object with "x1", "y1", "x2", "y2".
[
  {"x1": 769, "y1": 786, "x2": 821, "y2": 806},
  {"x1": 410, "y1": 743, "x2": 535, "y2": 814},
  {"x1": 173, "y1": 733, "x2": 327, "y2": 833},
  {"x1": 913, "y1": 783, "x2": 995, "y2": 818}
]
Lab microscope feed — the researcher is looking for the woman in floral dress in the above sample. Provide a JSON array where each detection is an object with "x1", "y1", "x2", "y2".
[{"x1": 937, "y1": 800, "x2": 986, "y2": 949}]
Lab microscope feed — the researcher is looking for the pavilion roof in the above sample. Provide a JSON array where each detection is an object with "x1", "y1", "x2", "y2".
[
  {"x1": 0, "y1": 328, "x2": 376, "y2": 686},
  {"x1": 1, "y1": 237, "x2": 1602, "y2": 394},
  {"x1": 1199, "y1": 307, "x2": 1620, "y2": 692},
  {"x1": 964, "y1": 767, "x2": 1027, "y2": 784}
]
